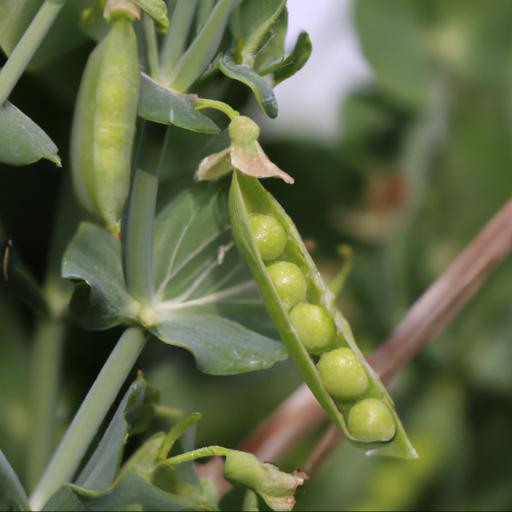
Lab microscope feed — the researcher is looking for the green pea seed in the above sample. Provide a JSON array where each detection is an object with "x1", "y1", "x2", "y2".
[
  {"x1": 267, "y1": 261, "x2": 307, "y2": 310},
  {"x1": 348, "y1": 398, "x2": 396, "y2": 443},
  {"x1": 317, "y1": 347, "x2": 369, "y2": 401},
  {"x1": 249, "y1": 213, "x2": 287, "y2": 261},
  {"x1": 289, "y1": 302, "x2": 336, "y2": 355}
]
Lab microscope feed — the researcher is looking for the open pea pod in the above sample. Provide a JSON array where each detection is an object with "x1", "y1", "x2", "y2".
[{"x1": 229, "y1": 171, "x2": 417, "y2": 459}]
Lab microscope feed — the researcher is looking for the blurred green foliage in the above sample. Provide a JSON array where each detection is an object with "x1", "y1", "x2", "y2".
[{"x1": 1, "y1": 0, "x2": 512, "y2": 510}]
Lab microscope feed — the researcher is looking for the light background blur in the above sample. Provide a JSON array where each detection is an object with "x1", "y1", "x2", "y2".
[{"x1": 1, "y1": 1, "x2": 512, "y2": 510}]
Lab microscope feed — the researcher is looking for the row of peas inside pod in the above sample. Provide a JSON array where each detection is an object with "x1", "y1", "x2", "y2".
[
  {"x1": 249, "y1": 214, "x2": 395, "y2": 443},
  {"x1": 229, "y1": 171, "x2": 417, "y2": 458}
]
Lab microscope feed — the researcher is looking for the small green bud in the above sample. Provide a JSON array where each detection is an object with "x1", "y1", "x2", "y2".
[
  {"x1": 224, "y1": 450, "x2": 306, "y2": 512},
  {"x1": 348, "y1": 398, "x2": 396, "y2": 443},
  {"x1": 289, "y1": 302, "x2": 336, "y2": 354},
  {"x1": 267, "y1": 262, "x2": 307, "y2": 310},
  {"x1": 250, "y1": 213, "x2": 287, "y2": 261},
  {"x1": 317, "y1": 347, "x2": 369, "y2": 401},
  {"x1": 229, "y1": 115, "x2": 260, "y2": 145}
]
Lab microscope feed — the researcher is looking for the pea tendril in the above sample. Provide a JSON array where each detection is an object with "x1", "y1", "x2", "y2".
[{"x1": 195, "y1": 97, "x2": 239, "y2": 121}]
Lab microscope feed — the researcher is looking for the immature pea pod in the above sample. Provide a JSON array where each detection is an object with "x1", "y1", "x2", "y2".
[
  {"x1": 229, "y1": 171, "x2": 417, "y2": 458},
  {"x1": 71, "y1": 10, "x2": 140, "y2": 235}
]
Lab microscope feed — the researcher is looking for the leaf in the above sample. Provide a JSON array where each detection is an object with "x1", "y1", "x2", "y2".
[
  {"x1": 230, "y1": 0, "x2": 286, "y2": 66},
  {"x1": 62, "y1": 187, "x2": 286, "y2": 375},
  {"x1": 272, "y1": 31, "x2": 312, "y2": 85},
  {"x1": 219, "y1": 54, "x2": 278, "y2": 118},
  {"x1": 354, "y1": 0, "x2": 430, "y2": 105},
  {"x1": 45, "y1": 470, "x2": 217, "y2": 512},
  {"x1": 133, "y1": 0, "x2": 169, "y2": 31},
  {"x1": 0, "y1": 100, "x2": 60, "y2": 167},
  {"x1": 0, "y1": 451, "x2": 30, "y2": 512},
  {"x1": 253, "y1": 9, "x2": 288, "y2": 74},
  {"x1": 2, "y1": 239, "x2": 50, "y2": 316},
  {"x1": 76, "y1": 375, "x2": 159, "y2": 491},
  {"x1": 150, "y1": 185, "x2": 286, "y2": 375},
  {"x1": 153, "y1": 315, "x2": 287, "y2": 375},
  {"x1": 138, "y1": 73, "x2": 220, "y2": 134},
  {"x1": 62, "y1": 223, "x2": 138, "y2": 330}
]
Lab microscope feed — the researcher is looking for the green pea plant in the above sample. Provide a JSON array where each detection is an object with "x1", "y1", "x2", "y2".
[{"x1": 0, "y1": 1, "x2": 422, "y2": 511}]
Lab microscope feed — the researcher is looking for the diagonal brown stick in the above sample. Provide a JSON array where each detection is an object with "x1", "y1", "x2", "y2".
[{"x1": 198, "y1": 198, "x2": 512, "y2": 490}]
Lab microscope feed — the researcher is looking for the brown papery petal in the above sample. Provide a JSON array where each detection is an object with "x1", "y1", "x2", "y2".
[{"x1": 231, "y1": 144, "x2": 294, "y2": 184}]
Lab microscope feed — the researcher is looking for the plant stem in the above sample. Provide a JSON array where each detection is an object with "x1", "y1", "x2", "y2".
[
  {"x1": 164, "y1": 446, "x2": 229, "y2": 467},
  {"x1": 169, "y1": 0, "x2": 237, "y2": 92},
  {"x1": 158, "y1": 412, "x2": 201, "y2": 460},
  {"x1": 29, "y1": 327, "x2": 147, "y2": 511},
  {"x1": 153, "y1": 404, "x2": 183, "y2": 419},
  {"x1": 195, "y1": 97, "x2": 239, "y2": 121},
  {"x1": 26, "y1": 175, "x2": 78, "y2": 491},
  {"x1": 160, "y1": 0, "x2": 199, "y2": 82},
  {"x1": 143, "y1": 13, "x2": 160, "y2": 81},
  {"x1": 123, "y1": 125, "x2": 169, "y2": 305},
  {"x1": 0, "y1": 0, "x2": 65, "y2": 105},
  {"x1": 27, "y1": 318, "x2": 66, "y2": 493}
]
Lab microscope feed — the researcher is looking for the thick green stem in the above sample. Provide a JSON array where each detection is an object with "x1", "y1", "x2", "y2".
[
  {"x1": 29, "y1": 327, "x2": 147, "y2": 511},
  {"x1": 123, "y1": 125, "x2": 169, "y2": 305},
  {"x1": 169, "y1": 0, "x2": 237, "y2": 92},
  {"x1": 160, "y1": 0, "x2": 199, "y2": 82},
  {"x1": 164, "y1": 446, "x2": 230, "y2": 466},
  {"x1": 26, "y1": 318, "x2": 66, "y2": 493},
  {"x1": 0, "y1": 0, "x2": 65, "y2": 105}
]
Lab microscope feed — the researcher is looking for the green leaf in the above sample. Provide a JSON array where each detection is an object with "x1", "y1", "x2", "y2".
[
  {"x1": 253, "y1": 9, "x2": 287, "y2": 74},
  {"x1": 0, "y1": 100, "x2": 60, "y2": 166},
  {"x1": 133, "y1": 0, "x2": 169, "y2": 31},
  {"x1": 169, "y1": 0, "x2": 238, "y2": 92},
  {"x1": 0, "y1": 451, "x2": 30, "y2": 512},
  {"x1": 272, "y1": 31, "x2": 312, "y2": 85},
  {"x1": 62, "y1": 187, "x2": 286, "y2": 375},
  {"x1": 44, "y1": 470, "x2": 217, "y2": 512},
  {"x1": 354, "y1": 0, "x2": 430, "y2": 105},
  {"x1": 219, "y1": 54, "x2": 277, "y2": 118},
  {"x1": 138, "y1": 73, "x2": 220, "y2": 134},
  {"x1": 150, "y1": 185, "x2": 286, "y2": 374},
  {"x1": 76, "y1": 375, "x2": 159, "y2": 491},
  {"x1": 62, "y1": 223, "x2": 138, "y2": 330},
  {"x1": 2, "y1": 239, "x2": 50, "y2": 316},
  {"x1": 153, "y1": 315, "x2": 287, "y2": 375},
  {"x1": 230, "y1": 0, "x2": 286, "y2": 66}
]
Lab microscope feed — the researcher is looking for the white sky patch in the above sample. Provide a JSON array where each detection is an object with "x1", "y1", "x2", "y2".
[{"x1": 253, "y1": 0, "x2": 373, "y2": 141}]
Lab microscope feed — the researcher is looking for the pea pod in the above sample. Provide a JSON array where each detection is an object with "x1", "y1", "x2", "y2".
[
  {"x1": 229, "y1": 171, "x2": 417, "y2": 459},
  {"x1": 71, "y1": 13, "x2": 140, "y2": 234}
]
